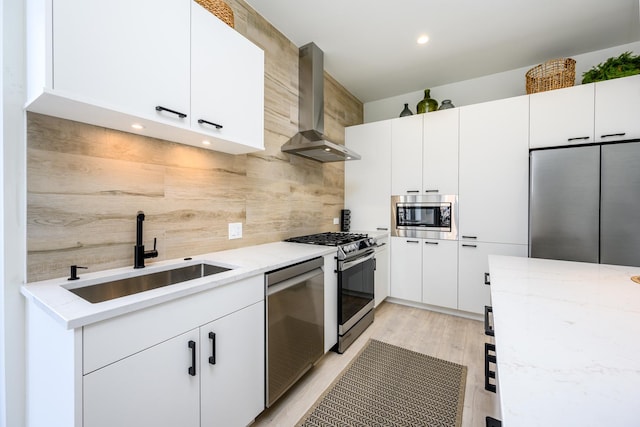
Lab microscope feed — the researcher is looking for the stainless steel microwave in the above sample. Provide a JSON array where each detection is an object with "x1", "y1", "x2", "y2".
[{"x1": 391, "y1": 195, "x2": 458, "y2": 240}]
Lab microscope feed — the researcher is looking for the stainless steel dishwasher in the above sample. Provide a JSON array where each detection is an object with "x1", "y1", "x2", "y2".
[{"x1": 265, "y1": 257, "x2": 324, "y2": 407}]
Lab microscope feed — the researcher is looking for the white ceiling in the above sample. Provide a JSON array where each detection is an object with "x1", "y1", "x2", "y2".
[{"x1": 244, "y1": 0, "x2": 640, "y2": 103}]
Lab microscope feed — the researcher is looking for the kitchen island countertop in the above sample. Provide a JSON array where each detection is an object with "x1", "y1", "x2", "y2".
[
  {"x1": 22, "y1": 242, "x2": 335, "y2": 330},
  {"x1": 488, "y1": 255, "x2": 640, "y2": 426}
]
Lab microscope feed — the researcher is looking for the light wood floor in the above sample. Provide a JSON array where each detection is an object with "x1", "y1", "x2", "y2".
[{"x1": 254, "y1": 301, "x2": 500, "y2": 427}]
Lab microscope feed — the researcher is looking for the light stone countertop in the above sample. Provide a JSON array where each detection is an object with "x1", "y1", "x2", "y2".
[
  {"x1": 21, "y1": 242, "x2": 335, "y2": 330},
  {"x1": 488, "y1": 255, "x2": 640, "y2": 426}
]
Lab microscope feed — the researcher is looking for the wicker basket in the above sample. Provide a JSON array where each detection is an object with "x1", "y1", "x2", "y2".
[
  {"x1": 525, "y1": 58, "x2": 576, "y2": 94},
  {"x1": 194, "y1": 0, "x2": 234, "y2": 28}
]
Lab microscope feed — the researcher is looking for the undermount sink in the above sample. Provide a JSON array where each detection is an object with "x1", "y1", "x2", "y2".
[{"x1": 67, "y1": 263, "x2": 233, "y2": 303}]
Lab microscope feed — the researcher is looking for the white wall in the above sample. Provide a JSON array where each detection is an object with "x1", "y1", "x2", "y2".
[
  {"x1": 1, "y1": 0, "x2": 27, "y2": 426},
  {"x1": 365, "y1": 40, "x2": 640, "y2": 123}
]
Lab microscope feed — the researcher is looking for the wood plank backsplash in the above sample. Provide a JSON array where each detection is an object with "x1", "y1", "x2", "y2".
[{"x1": 27, "y1": 0, "x2": 363, "y2": 282}]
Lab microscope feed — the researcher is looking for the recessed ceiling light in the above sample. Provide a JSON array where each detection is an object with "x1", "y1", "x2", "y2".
[
  {"x1": 131, "y1": 123, "x2": 145, "y2": 130},
  {"x1": 202, "y1": 140, "x2": 211, "y2": 146},
  {"x1": 324, "y1": 148, "x2": 331, "y2": 152},
  {"x1": 417, "y1": 35, "x2": 429, "y2": 45}
]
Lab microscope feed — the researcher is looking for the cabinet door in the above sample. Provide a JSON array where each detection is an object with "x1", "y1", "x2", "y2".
[
  {"x1": 423, "y1": 109, "x2": 459, "y2": 195},
  {"x1": 345, "y1": 120, "x2": 392, "y2": 231},
  {"x1": 422, "y1": 240, "x2": 458, "y2": 309},
  {"x1": 595, "y1": 74, "x2": 640, "y2": 143},
  {"x1": 459, "y1": 96, "x2": 529, "y2": 245},
  {"x1": 458, "y1": 242, "x2": 527, "y2": 314},
  {"x1": 324, "y1": 253, "x2": 338, "y2": 352},
  {"x1": 53, "y1": 0, "x2": 190, "y2": 127},
  {"x1": 391, "y1": 115, "x2": 423, "y2": 195},
  {"x1": 200, "y1": 302, "x2": 265, "y2": 427},
  {"x1": 389, "y1": 237, "x2": 422, "y2": 302},
  {"x1": 83, "y1": 329, "x2": 200, "y2": 427},
  {"x1": 529, "y1": 84, "x2": 595, "y2": 148},
  {"x1": 374, "y1": 238, "x2": 390, "y2": 307},
  {"x1": 191, "y1": 2, "x2": 265, "y2": 151}
]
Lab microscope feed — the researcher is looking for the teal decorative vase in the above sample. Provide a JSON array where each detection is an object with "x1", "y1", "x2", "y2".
[
  {"x1": 416, "y1": 89, "x2": 438, "y2": 113},
  {"x1": 399, "y1": 103, "x2": 413, "y2": 117}
]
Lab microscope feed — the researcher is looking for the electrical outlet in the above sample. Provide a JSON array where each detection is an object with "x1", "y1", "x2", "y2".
[
  {"x1": 333, "y1": 217, "x2": 339, "y2": 225},
  {"x1": 228, "y1": 222, "x2": 242, "y2": 239}
]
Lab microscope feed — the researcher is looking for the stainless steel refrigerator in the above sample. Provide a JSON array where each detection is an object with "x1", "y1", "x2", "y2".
[{"x1": 529, "y1": 141, "x2": 640, "y2": 267}]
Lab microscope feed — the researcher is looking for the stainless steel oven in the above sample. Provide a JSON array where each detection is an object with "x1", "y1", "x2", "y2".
[
  {"x1": 391, "y1": 194, "x2": 458, "y2": 240},
  {"x1": 337, "y1": 246, "x2": 375, "y2": 354},
  {"x1": 284, "y1": 232, "x2": 377, "y2": 354}
]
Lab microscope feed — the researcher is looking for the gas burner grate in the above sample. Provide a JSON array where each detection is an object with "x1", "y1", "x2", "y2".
[{"x1": 285, "y1": 232, "x2": 368, "y2": 246}]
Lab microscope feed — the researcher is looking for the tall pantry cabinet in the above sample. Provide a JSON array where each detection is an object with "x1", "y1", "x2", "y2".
[{"x1": 458, "y1": 96, "x2": 529, "y2": 314}]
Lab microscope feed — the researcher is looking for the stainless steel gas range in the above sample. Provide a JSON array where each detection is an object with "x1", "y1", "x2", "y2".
[{"x1": 285, "y1": 232, "x2": 377, "y2": 353}]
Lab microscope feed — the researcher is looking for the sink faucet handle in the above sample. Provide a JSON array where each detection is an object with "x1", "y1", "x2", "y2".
[{"x1": 68, "y1": 265, "x2": 88, "y2": 281}]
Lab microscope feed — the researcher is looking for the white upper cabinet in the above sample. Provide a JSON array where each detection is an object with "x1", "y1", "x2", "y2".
[
  {"x1": 26, "y1": 0, "x2": 264, "y2": 155},
  {"x1": 595, "y1": 74, "x2": 640, "y2": 142},
  {"x1": 423, "y1": 109, "x2": 459, "y2": 195},
  {"x1": 529, "y1": 84, "x2": 595, "y2": 148},
  {"x1": 51, "y1": 0, "x2": 191, "y2": 126},
  {"x1": 391, "y1": 115, "x2": 423, "y2": 195},
  {"x1": 191, "y1": 2, "x2": 264, "y2": 152},
  {"x1": 345, "y1": 120, "x2": 392, "y2": 231},
  {"x1": 459, "y1": 96, "x2": 529, "y2": 245}
]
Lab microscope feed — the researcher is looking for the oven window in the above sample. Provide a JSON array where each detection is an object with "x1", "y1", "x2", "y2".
[
  {"x1": 338, "y1": 257, "x2": 374, "y2": 325},
  {"x1": 397, "y1": 204, "x2": 451, "y2": 228}
]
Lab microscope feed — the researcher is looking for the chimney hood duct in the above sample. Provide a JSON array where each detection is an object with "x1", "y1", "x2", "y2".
[{"x1": 281, "y1": 42, "x2": 361, "y2": 162}]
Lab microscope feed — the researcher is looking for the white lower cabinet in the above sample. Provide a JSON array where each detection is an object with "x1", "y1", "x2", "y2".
[
  {"x1": 374, "y1": 236, "x2": 390, "y2": 307},
  {"x1": 390, "y1": 237, "x2": 458, "y2": 309},
  {"x1": 324, "y1": 253, "x2": 338, "y2": 352},
  {"x1": 84, "y1": 300, "x2": 264, "y2": 427},
  {"x1": 84, "y1": 329, "x2": 201, "y2": 427},
  {"x1": 458, "y1": 242, "x2": 528, "y2": 314},
  {"x1": 389, "y1": 237, "x2": 422, "y2": 302},
  {"x1": 26, "y1": 274, "x2": 265, "y2": 427},
  {"x1": 200, "y1": 302, "x2": 265, "y2": 427},
  {"x1": 422, "y1": 240, "x2": 458, "y2": 309}
]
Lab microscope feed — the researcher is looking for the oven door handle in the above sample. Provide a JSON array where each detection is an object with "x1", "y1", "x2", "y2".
[{"x1": 340, "y1": 250, "x2": 375, "y2": 271}]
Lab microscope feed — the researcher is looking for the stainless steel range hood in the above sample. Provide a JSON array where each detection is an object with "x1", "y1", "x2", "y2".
[{"x1": 281, "y1": 43, "x2": 361, "y2": 162}]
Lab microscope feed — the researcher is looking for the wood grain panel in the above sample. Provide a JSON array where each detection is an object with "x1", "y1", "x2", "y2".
[{"x1": 26, "y1": 0, "x2": 363, "y2": 281}]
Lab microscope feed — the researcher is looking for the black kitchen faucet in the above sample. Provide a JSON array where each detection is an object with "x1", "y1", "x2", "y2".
[{"x1": 134, "y1": 211, "x2": 158, "y2": 268}]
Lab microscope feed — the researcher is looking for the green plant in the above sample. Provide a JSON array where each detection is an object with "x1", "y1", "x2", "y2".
[{"x1": 582, "y1": 51, "x2": 640, "y2": 84}]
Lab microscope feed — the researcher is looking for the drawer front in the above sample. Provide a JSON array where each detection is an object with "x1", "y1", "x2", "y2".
[{"x1": 83, "y1": 275, "x2": 263, "y2": 374}]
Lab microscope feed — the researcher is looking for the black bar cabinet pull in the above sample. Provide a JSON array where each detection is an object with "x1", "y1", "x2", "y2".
[
  {"x1": 376, "y1": 227, "x2": 388, "y2": 231},
  {"x1": 462, "y1": 244, "x2": 477, "y2": 248},
  {"x1": 425, "y1": 241, "x2": 439, "y2": 245},
  {"x1": 424, "y1": 189, "x2": 439, "y2": 193},
  {"x1": 198, "y1": 119, "x2": 223, "y2": 129},
  {"x1": 484, "y1": 305, "x2": 495, "y2": 337},
  {"x1": 484, "y1": 342, "x2": 497, "y2": 393},
  {"x1": 567, "y1": 136, "x2": 590, "y2": 142},
  {"x1": 155, "y1": 105, "x2": 187, "y2": 119},
  {"x1": 406, "y1": 240, "x2": 420, "y2": 244},
  {"x1": 462, "y1": 235, "x2": 477, "y2": 239},
  {"x1": 208, "y1": 332, "x2": 216, "y2": 365},
  {"x1": 406, "y1": 190, "x2": 420, "y2": 193},
  {"x1": 484, "y1": 272, "x2": 491, "y2": 285},
  {"x1": 188, "y1": 340, "x2": 196, "y2": 376},
  {"x1": 600, "y1": 132, "x2": 626, "y2": 138}
]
